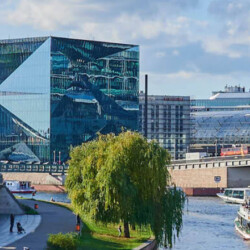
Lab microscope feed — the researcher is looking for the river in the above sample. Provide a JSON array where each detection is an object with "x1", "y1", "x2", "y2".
[
  {"x1": 15, "y1": 192, "x2": 70, "y2": 203},
  {"x1": 168, "y1": 197, "x2": 250, "y2": 250},
  {"x1": 16, "y1": 193, "x2": 250, "y2": 249}
]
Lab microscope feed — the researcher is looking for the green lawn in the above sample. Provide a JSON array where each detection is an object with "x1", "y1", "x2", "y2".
[
  {"x1": 78, "y1": 217, "x2": 152, "y2": 249},
  {"x1": 49, "y1": 202, "x2": 152, "y2": 249},
  {"x1": 17, "y1": 198, "x2": 152, "y2": 249}
]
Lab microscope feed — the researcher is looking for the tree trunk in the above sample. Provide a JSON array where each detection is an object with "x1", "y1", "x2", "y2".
[{"x1": 124, "y1": 221, "x2": 130, "y2": 238}]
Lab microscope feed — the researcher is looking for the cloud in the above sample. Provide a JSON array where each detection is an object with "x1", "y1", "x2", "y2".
[
  {"x1": 204, "y1": 0, "x2": 250, "y2": 58},
  {"x1": 6, "y1": 0, "x2": 104, "y2": 30},
  {"x1": 139, "y1": 70, "x2": 250, "y2": 98},
  {"x1": 1, "y1": 0, "x2": 250, "y2": 94}
]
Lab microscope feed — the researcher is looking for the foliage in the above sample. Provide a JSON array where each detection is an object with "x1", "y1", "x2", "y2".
[
  {"x1": 47, "y1": 233, "x2": 78, "y2": 250},
  {"x1": 66, "y1": 131, "x2": 185, "y2": 247}
]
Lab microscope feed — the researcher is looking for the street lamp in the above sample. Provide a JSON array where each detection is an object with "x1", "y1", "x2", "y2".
[
  {"x1": 59, "y1": 151, "x2": 61, "y2": 165},
  {"x1": 215, "y1": 139, "x2": 218, "y2": 157},
  {"x1": 53, "y1": 150, "x2": 56, "y2": 164}
]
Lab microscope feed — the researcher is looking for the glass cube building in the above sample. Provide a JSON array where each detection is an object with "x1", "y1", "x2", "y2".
[{"x1": 0, "y1": 37, "x2": 139, "y2": 163}]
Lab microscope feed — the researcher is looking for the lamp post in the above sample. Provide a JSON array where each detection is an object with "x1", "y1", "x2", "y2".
[
  {"x1": 53, "y1": 150, "x2": 56, "y2": 164},
  {"x1": 215, "y1": 139, "x2": 218, "y2": 157},
  {"x1": 59, "y1": 151, "x2": 61, "y2": 165}
]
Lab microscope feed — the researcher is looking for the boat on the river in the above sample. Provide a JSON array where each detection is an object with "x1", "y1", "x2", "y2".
[
  {"x1": 217, "y1": 188, "x2": 250, "y2": 204},
  {"x1": 235, "y1": 200, "x2": 250, "y2": 240},
  {"x1": 4, "y1": 180, "x2": 36, "y2": 194}
]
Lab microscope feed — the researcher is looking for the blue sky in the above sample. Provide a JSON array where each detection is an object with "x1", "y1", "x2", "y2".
[{"x1": 0, "y1": 0, "x2": 250, "y2": 98}]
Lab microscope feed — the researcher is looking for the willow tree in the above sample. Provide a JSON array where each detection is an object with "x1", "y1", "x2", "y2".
[{"x1": 66, "y1": 131, "x2": 185, "y2": 247}]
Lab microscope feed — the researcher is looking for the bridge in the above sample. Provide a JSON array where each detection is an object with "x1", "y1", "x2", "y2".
[
  {"x1": 171, "y1": 154, "x2": 250, "y2": 170},
  {"x1": 169, "y1": 154, "x2": 250, "y2": 194},
  {"x1": 0, "y1": 163, "x2": 69, "y2": 174}
]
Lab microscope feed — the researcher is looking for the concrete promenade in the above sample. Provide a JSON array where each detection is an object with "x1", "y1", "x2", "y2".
[
  {"x1": 2, "y1": 199, "x2": 75, "y2": 250},
  {"x1": 0, "y1": 214, "x2": 41, "y2": 248}
]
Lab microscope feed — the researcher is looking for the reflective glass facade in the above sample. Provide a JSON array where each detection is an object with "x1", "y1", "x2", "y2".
[
  {"x1": 192, "y1": 110, "x2": 250, "y2": 145},
  {"x1": 0, "y1": 37, "x2": 139, "y2": 162},
  {"x1": 191, "y1": 86, "x2": 250, "y2": 146}
]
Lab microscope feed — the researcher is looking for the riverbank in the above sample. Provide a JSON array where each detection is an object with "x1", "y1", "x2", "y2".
[
  {"x1": 183, "y1": 187, "x2": 222, "y2": 196},
  {"x1": 46, "y1": 201, "x2": 153, "y2": 249},
  {"x1": 33, "y1": 184, "x2": 65, "y2": 192},
  {"x1": 2, "y1": 172, "x2": 65, "y2": 186},
  {"x1": 6, "y1": 199, "x2": 75, "y2": 250}
]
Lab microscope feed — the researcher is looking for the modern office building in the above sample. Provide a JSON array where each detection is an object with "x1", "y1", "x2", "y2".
[
  {"x1": 0, "y1": 37, "x2": 139, "y2": 163},
  {"x1": 191, "y1": 85, "x2": 250, "y2": 151},
  {"x1": 139, "y1": 94, "x2": 191, "y2": 159}
]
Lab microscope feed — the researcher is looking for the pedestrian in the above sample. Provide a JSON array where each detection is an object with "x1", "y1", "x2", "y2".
[
  {"x1": 118, "y1": 225, "x2": 122, "y2": 237},
  {"x1": 76, "y1": 214, "x2": 81, "y2": 225},
  {"x1": 10, "y1": 214, "x2": 14, "y2": 233}
]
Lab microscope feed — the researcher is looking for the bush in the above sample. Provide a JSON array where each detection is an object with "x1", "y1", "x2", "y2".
[{"x1": 47, "y1": 233, "x2": 78, "y2": 250}]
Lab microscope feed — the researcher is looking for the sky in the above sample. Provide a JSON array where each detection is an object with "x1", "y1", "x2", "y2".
[{"x1": 0, "y1": 0, "x2": 250, "y2": 98}]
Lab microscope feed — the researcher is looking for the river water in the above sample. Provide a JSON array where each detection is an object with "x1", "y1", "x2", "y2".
[
  {"x1": 169, "y1": 197, "x2": 250, "y2": 250},
  {"x1": 16, "y1": 193, "x2": 250, "y2": 249},
  {"x1": 15, "y1": 192, "x2": 70, "y2": 203}
]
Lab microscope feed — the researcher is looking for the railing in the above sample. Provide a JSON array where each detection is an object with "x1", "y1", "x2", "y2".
[
  {"x1": 170, "y1": 158, "x2": 250, "y2": 170},
  {"x1": 0, "y1": 164, "x2": 69, "y2": 173},
  {"x1": 172, "y1": 154, "x2": 250, "y2": 165}
]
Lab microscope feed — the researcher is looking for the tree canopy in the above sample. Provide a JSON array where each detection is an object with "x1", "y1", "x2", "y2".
[{"x1": 66, "y1": 131, "x2": 185, "y2": 247}]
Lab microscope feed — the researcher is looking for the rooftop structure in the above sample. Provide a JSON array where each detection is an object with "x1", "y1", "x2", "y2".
[{"x1": 192, "y1": 85, "x2": 250, "y2": 112}]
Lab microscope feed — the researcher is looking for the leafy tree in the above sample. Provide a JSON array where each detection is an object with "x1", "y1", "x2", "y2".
[{"x1": 66, "y1": 131, "x2": 185, "y2": 247}]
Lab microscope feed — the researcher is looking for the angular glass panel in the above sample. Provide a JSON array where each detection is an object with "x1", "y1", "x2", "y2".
[
  {"x1": 0, "y1": 38, "x2": 50, "y2": 132},
  {"x1": 0, "y1": 37, "x2": 48, "y2": 85},
  {"x1": 0, "y1": 38, "x2": 50, "y2": 162},
  {"x1": 50, "y1": 37, "x2": 139, "y2": 162}
]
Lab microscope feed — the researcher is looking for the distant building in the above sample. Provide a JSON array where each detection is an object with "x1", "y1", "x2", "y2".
[
  {"x1": 0, "y1": 37, "x2": 139, "y2": 163},
  {"x1": 139, "y1": 93, "x2": 191, "y2": 159},
  {"x1": 191, "y1": 85, "x2": 250, "y2": 152},
  {"x1": 192, "y1": 85, "x2": 250, "y2": 112}
]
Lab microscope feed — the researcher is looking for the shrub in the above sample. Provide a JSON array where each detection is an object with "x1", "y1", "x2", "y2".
[{"x1": 47, "y1": 233, "x2": 78, "y2": 250}]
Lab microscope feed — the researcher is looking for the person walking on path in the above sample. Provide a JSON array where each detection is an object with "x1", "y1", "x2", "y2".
[
  {"x1": 118, "y1": 225, "x2": 122, "y2": 237},
  {"x1": 76, "y1": 214, "x2": 81, "y2": 234},
  {"x1": 76, "y1": 214, "x2": 81, "y2": 226},
  {"x1": 10, "y1": 214, "x2": 15, "y2": 233}
]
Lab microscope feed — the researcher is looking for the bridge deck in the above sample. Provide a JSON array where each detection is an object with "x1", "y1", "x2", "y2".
[
  {"x1": 171, "y1": 155, "x2": 250, "y2": 170},
  {"x1": 0, "y1": 164, "x2": 69, "y2": 173}
]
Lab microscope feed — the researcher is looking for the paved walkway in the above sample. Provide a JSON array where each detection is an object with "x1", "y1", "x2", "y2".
[
  {"x1": 0, "y1": 214, "x2": 41, "y2": 248},
  {"x1": 1, "y1": 200, "x2": 75, "y2": 250}
]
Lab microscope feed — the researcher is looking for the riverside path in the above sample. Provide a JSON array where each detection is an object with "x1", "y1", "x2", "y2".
[{"x1": 2, "y1": 199, "x2": 75, "y2": 250}]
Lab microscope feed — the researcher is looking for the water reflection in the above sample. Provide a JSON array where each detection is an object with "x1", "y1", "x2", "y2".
[{"x1": 15, "y1": 191, "x2": 70, "y2": 203}]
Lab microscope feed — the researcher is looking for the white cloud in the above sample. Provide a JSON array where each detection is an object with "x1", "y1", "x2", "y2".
[
  {"x1": 166, "y1": 71, "x2": 195, "y2": 79},
  {"x1": 172, "y1": 50, "x2": 179, "y2": 56},
  {"x1": 139, "y1": 70, "x2": 250, "y2": 98},
  {"x1": 6, "y1": 0, "x2": 104, "y2": 31}
]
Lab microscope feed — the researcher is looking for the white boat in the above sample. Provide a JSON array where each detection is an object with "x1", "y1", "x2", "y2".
[
  {"x1": 235, "y1": 202, "x2": 250, "y2": 240},
  {"x1": 4, "y1": 180, "x2": 36, "y2": 194},
  {"x1": 217, "y1": 188, "x2": 250, "y2": 204}
]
